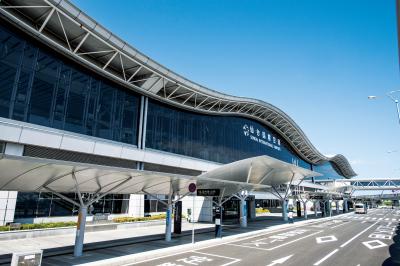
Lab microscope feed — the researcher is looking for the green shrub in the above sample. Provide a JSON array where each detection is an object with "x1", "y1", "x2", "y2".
[
  {"x1": 256, "y1": 207, "x2": 270, "y2": 214},
  {"x1": 20, "y1": 222, "x2": 77, "y2": 230},
  {"x1": 113, "y1": 214, "x2": 167, "y2": 223},
  {"x1": 0, "y1": 221, "x2": 77, "y2": 232}
]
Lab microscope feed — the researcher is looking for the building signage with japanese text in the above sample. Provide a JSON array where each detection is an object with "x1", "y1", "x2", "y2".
[{"x1": 243, "y1": 124, "x2": 281, "y2": 151}]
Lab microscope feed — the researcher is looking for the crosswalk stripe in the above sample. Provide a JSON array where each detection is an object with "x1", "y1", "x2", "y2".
[
  {"x1": 379, "y1": 218, "x2": 383, "y2": 221},
  {"x1": 385, "y1": 218, "x2": 389, "y2": 221}
]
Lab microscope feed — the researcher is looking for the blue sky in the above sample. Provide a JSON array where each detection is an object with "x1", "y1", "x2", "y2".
[{"x1": 72, "y1": 0, "x2": 400, "y2": 179}]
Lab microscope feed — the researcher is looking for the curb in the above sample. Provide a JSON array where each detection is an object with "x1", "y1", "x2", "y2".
[{"x1": 77, "y1": 212, "x2": 353, "y2": 266}]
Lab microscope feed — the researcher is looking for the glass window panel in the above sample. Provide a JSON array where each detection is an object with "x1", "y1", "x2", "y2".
[
  {"x1": 12, "y1": 44, "x2": 37, "y2": 122},
  {"x1": 121, "y1": 94, "x2": 138, "y2": 145},
  {"x1": 50, "y1": 198, "x2": 74, "y2": 217},
  {"x1": 103, "y1": 200, "x2": 113, "y2": 213},
  {"x1": 96, "y1": 83, "x2": 114, "y2": 139},
  {"x1": 64, "y1": 70, "x2": 89, "y2": 133},
  {"x1": 0, "y1": 28, "x2": 23, "y2": 118},
  {"x1": 28, "y1": 51, "x2": 60, "y2": 126},
  {"x1": 85, "y1": 78, "x2": 99, "y2": 136},
  {"x1": 15, "y1": 192, "x2": 39, "y2": 219},
  {"x1": 91, "y1": 199, "x2": 105, "y2": 214},
  {"x1": 112, "y1": 90, "x2": 124, "y2": 142},
  {"x1": 52, "y1": 64, "x2": 70, "y2": 129},
  {"x1": 36, "y1": 198, "x2": 51, "y2": 217}
]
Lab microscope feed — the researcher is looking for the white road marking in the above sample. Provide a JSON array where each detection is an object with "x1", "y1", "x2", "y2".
[
  {"x1": 361, "y1": 221, "x2": 366, "y2": 224},
  {"x1": 313, "y1": 249, "x2": 339, "y2": 266},
  {"x1": 316, "y1": 235, "x2": 337, "y2": 243},
  {"x1": 193, "y1": 251, "x2": 241, "y2": 266},
  {"x1": 385, "y1": 218, "x2": 389, "y2": 221},
  {"x1": 265, "y1": 254, "x2": 293, "y2": 266},
  {"x1": 378, "y1": 218, "x2": 383, "y2": 221},
  {"x1": 340, "y1": 221, "x2": 379, "y2": 248},
  {"x1": 228, "y1": 230, "x2": 323, "y2": 251},
  {"x1": 362, "y1": 240, "x2": 388, "y2": 250}
]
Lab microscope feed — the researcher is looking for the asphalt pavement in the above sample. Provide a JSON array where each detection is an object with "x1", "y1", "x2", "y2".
[{"x1": 130, "y1": 208, "x2": 400, "y2": 266}]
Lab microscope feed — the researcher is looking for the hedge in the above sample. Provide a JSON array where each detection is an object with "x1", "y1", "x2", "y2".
[
  {"x1": 256, "y1": 207, "x2": 270, "y2": 214},
  {"x1": 0, "y1": 221, "x2": 77, "y2": 231},
  {"x1": 112, "y1": 214, "x2": 167, "y2": 223},
  {"x1": 0, "y1": 214, "x2": 170, "y2": 232}
]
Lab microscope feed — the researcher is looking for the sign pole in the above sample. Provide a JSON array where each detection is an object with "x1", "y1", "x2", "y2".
[
  {"x1": 192, "y1": 193, "x2": 195, "y2": 244},
  {"x1": 188, "y1": 183, "x2": 197, "y2": 244}
]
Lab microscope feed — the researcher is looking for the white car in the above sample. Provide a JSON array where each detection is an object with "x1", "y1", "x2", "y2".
[{"x1": 355, "y1": 203, "x2": 366, "y2": 214}]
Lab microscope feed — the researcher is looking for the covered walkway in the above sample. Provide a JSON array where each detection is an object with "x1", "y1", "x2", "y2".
[{"x1": 0, "y1": 154, "x2": 319, "y2": 257}]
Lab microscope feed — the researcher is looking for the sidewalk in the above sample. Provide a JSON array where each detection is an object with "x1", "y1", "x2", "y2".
[{"x1": 0, "y1": 212, "x2": 346, "y2": 265}]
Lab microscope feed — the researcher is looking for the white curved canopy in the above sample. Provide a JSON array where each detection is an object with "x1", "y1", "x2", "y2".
[{"x1": 0, "y1": 154, "x2": 319, "y2": 196}]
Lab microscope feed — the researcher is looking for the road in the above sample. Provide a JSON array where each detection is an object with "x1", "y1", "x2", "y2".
[{"x1": 130, "y1": 208, "x2": 400, "y2": 266}]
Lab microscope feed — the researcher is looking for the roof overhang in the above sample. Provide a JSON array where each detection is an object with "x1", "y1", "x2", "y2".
[
  {"x1": 0, "y1": 154, "x2": 319, "y2": 197},
  {"x1": 198, "y1": 155, "x2": 321, "y2": 188},
  {"x1": 0, "y1": 0, "x2": 357, "y2": 178}
]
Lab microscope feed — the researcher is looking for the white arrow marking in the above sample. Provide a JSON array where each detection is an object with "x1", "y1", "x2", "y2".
[{"x1": 266, "y1": 254, "x2": 293, "y2": 266}]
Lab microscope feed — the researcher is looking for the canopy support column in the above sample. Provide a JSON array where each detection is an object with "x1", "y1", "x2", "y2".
[
  {"x1": 234, "y1": 190, "x2": 248, "y2": 228},
  {"x1": 303, "y1": 201, "x2": 308, "y2": 219},
  {"x1": 271, "y1": 173, "x2": 295, "y2": 222},
  {"x1": 336, "y1": 200, "x2": 340, "y2": 214},
  {"x1": 74, "y1": 206, "x2": 87, "y2": 257},
  {"x1": 165, "y1": 182, "x2": 173, "y2": 242},
  {"x1": 314, "y1": 200, "x2": 318, "y2": 217},
  {"x1": 44, "y1": 173, "x2": 132, "y2": 257}
]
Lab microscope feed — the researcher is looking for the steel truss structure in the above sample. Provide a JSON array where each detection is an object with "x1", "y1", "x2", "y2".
[
  {"x1": 0, "y1": 0, "x2": 356, "y2": 177},
  {"x1": 324, "y1": 178, "x2": 400, "y2": 191}
]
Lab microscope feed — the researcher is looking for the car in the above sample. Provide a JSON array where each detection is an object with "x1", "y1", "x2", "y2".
[{"x1": 355, "y1": 203, "x2": 367, "y2": 214}]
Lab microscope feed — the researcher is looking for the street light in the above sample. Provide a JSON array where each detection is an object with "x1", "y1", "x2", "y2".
[{"x1": 368, "y1": 90, "x2": 400, "y2": 125}]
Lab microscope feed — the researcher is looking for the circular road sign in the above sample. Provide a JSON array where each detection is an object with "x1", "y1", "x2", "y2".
[{"x1": 188, "y1": 183, "x2": 197, "y2": 193}]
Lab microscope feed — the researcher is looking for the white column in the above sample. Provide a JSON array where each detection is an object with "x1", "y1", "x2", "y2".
[
  {"x1": 240, "y1": 199, "x2": 247, "y2": 228},
  {"x1": 165, "y1": 204, "x2": 173, "y2": 241},
  {"x1": 282, "y1": 200, "x2": 288, "y2": 221},
  {"x1": 303, "y1": 201, "x2": 308, "y2": 219},
  {"x1": 128, "y1": 194, "x2": 144, "y2": 217},
  {"x1": 314, "y1": 201, "x2": 318, "y2": 217}
]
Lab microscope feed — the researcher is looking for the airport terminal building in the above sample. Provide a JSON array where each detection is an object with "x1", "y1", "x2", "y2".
[{"x1": 0, "y1": 0, "x2": 356, "y2": 225}]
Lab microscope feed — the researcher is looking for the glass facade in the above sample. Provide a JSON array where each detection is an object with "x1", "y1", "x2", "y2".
[
  {"x1": 144, "y1": 195, "x2": 168, "y2": 213},
  {"x1": 0, "y1": 24, "x2": 140, "y2": 145},
  {"x1": 312, "y1": 162, "x2": 344, "y2": 181},
  {"x1": 146, "y1": 99, "x2": 311, "y2": 168},
  {"x1": 14, "y1": 192, "x2": 129, "y2": 219}
]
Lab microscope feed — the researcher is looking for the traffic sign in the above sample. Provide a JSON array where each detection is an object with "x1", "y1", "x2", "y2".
[{"x1": 188, "y1": 183, "x2": 196, "y2": 193}]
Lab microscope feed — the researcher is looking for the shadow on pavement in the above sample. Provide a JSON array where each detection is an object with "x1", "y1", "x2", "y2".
[{"x1": 382, "y1": 223, "x2": 400, "y2": 265}]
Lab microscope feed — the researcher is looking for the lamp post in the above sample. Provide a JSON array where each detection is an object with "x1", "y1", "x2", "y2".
[{"x1": 368, "y1": 90, "x2": 400, "y2": 125}]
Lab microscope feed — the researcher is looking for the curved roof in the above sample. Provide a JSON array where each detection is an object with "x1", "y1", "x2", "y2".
[{"x1": 0, "y1": 0, "x2": 356, "y2": 178}]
